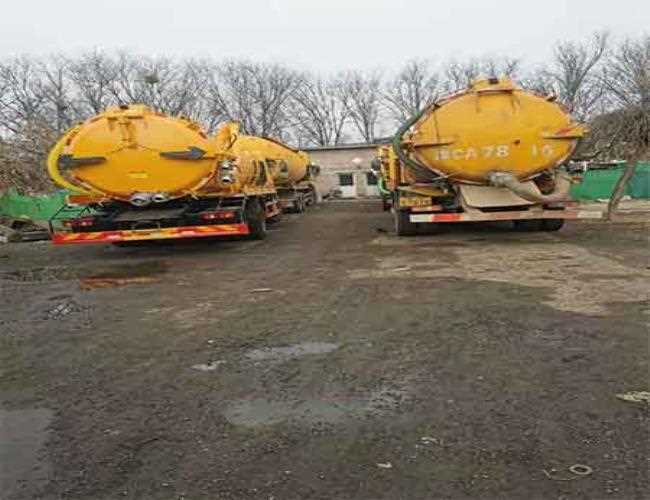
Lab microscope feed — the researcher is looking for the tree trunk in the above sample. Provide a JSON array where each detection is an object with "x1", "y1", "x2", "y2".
[{"x1": 606, "y1": 157, "x2": 639, "y2": 220}]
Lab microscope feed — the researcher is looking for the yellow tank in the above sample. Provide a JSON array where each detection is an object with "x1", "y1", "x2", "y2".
[
  {"x1": 47, "y1": 105, "x2": 235, "y2": 203},
  {"x1": 216, "y1": 126, "x2": 313, "y2": 188},
  {"x1": 399, "y1": 78, "x2": 585, "y2": 184}
]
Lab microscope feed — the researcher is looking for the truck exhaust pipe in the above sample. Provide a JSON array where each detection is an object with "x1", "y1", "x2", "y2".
[{"x1": 487, "y1": 171, "x2": 572, "y2": 204}]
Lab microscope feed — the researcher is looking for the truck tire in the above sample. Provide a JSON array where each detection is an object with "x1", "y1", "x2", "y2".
[
  {"x1": 513, "y1": 220, "x2": 543, "y2": 232},
  {"x1": 294, "y1": 196, "x2": 305, "y2": 213},
  {"x1": 394, "y1": 208, "x2": 417, "y2": 236},
  {"x1": 245, "y1": 199, "x2": 267, "y2": 240},
  {"x1": 541, "y1": 218, "x2": 565, "y2": 231}
]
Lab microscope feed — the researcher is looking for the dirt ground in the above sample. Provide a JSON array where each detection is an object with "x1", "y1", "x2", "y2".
[{"x1": 1, "y1": 201, "x2": 648, "y2": 500}]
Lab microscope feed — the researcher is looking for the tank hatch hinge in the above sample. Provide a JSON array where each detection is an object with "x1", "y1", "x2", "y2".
[
  {"x1": 57, "y1": 154, "x2": 106, "y2": 170},
  {"x1": 160, "y1": 147, "x2": 207, "y2": 160}
]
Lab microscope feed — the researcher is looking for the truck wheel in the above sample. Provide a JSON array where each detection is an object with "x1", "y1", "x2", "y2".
[
  {"x1": 394, "y1": 209, "x2": 417, "y2": 236},
  {"x1": 295, "y1": 196, "x2": 305, "y2": 213},
  {"x1": 245, "y1": 200, "x2": 267, "y2": 240},
  {"x1": 541, "y1": 219, "x2": 565, "y2": 231},
  {"x1": 513, "y1": 220, "x2": 543, "y2": 232}
]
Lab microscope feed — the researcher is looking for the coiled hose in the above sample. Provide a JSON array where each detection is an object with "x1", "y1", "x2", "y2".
[{"x1": 391, "y1": 106, "x2": 443, "y2": 184}]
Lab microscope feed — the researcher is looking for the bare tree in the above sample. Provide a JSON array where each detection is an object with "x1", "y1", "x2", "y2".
[
  {"x1": 207, "y1": 61, "x2": 303, "y2": 138},
  {"x1": 546, "y1": 31, "x2": 609, "y2": 119},
  {"x1": 37, "y1": 56, "x2": 77, "y2": 134},
  {"x1": 291, "y1": 74, "x2": 349, "y2": 146},
  {"x1": 384, "y1": 59, "x2": 440, "y2": 123},
  {"x1": 341, "y1": 70, "x2": 382, "y2": 143},
  {"x1": 67, "y1": 51, "x2": 119, "y2": 115},
  {"x1": 0, "y1": 57, "x2": 46, "y2": 135},
  {"x1": 603, "y1": 35, "x2": 650, "y2": 109},
  {"x1": 599, "y1": 35, "x2": 650, "y2": 218},
  {"x1": 443, "y1": 56, "x2": 520, "y2": 92}
]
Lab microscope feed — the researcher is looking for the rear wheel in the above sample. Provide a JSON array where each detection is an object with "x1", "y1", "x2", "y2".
[
  {"x1": 245, "y1": 199, "x2": 267, "y2": 240},
  {"x1": 294, "y1": 196, "x2": 305, "y2": 213},
  {"x1": 513, "y1": 220, "x2": 543, "y2": 232},
  {"x1": 541, "y1": 218, "x2": 565, "y2": 231},
  {"x1": 394, "y1": 208, "x2": 417, "y2": 236}
]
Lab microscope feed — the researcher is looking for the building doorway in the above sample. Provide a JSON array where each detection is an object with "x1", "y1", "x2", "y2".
[{"x1": 337, "y1": 173, "x2": 356, "y2": 198}]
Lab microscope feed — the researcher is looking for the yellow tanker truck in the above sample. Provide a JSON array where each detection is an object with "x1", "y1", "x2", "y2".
[
  {"x1": 219, "y1": 124, "x2": 320, "y2": 212},
  {"x1": 373, "y1": 78, "x2": 602, "y2": 235},
  {"x1": 47, "y1": 105, "x2": 312, "y2": 244}
]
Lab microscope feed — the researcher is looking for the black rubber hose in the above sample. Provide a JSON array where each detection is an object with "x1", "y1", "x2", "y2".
[{"x1": 391, "y1": 106, "x2": 442, "y2": 183}]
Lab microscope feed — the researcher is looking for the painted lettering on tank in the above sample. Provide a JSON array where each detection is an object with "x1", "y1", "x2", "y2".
[
  {"x1": 433, "y1": 145, "x2": 511, "y2": 161},
  {"x1": 531, "y1": 144, "x2": 555, "y2": 157}
]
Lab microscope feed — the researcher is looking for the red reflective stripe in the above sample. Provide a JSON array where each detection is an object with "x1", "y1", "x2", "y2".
[
  {"x1": 52, "y1": 224, "x2": 250, "y2": 245},
  {"x1": 431, "y1": 213, "x2": 462, "y2": 222},
  {"x1": 414, "y1": 209, "x2": 598, "y2": 224}
]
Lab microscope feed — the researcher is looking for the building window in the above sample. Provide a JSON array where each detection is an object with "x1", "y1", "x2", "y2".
[
  {"x1": 338, "y1": 173, "x2": 354, "y2": 186},
  {"x1": 366, "y1": 172, "x2": 378, "y2": 186}
]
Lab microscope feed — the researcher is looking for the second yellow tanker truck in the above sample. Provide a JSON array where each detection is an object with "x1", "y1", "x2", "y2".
[
  {"x1": 373, "y1": 78, "x2": 602, "y2": 235},
  {"x1": 220, "y1": 123, "x2": 320, "y2": 213},
  {"x1": 47, "y1": 105, "x2": 317, "y2": 244}
]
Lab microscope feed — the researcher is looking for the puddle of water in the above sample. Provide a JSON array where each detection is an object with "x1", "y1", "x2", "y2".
[
  {"x1": 223, "y1": 386, "x2": 408, "y2": 427},
  {"x1": 245, "y1": 342, "x2": 340, "y2": 362},
  {"x1": 79, "y1": 260, "x2": 168, "y2": 289},
  {"x1": 191, "y1": 360, "x2": 225, "y2": 372},
  {"x1": 0, "y1": 408, "x2": 52, "y2": 496},
  {"x1": 79, "y1": 276, "x2": 157, "y2": 290},
  {"x1": 0, "y1": 260, "x2": 167, "y2": 285},
  {"x1": 223, "y1": 398, "x2": 362, "y2": 427}
]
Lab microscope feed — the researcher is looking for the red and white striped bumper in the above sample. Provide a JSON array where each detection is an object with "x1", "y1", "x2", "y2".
[
  {"x1": 410, "y1": 209, "x2": 603, "y2": 223},
  {"x1": 52, "y1": 223, "x2": 250, "y2": 245}
]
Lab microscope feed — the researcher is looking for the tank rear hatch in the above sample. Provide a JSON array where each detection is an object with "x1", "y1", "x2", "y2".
[
  {"x1": 409, "y1": 79, "x2": 585, "y2": 183},
  {"x1": 48, "y1": 105, "x2": 219, "y2": 202}
]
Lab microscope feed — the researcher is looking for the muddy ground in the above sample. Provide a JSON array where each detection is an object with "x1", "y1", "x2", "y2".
[{"x1": 0, "y1": 201, "x2": 648, "y2": 500}]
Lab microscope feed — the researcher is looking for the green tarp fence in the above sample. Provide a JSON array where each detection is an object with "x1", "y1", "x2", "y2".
[
  {"x1": 0, "y1": 189, "x2": 70, "y2": 222},
  {"x1": 570, "y1": 162, "x2": 650, "y2": 200}
]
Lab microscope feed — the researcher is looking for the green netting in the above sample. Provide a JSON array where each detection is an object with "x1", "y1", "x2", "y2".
[
  {"x1": 571, "y1": 162, "x2": 650, "y2": 200},
  {"x1": 628, "y1": 163, "x2": 650, "y2": 198},
  {"x1": 0, "y1": 189, "x2": 69, "y2": 222}
]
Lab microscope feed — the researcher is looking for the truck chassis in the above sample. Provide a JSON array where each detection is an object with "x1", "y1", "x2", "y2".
[
  {"x1": 49, "y1": 194, "x2": 281, "y2": 245},
  {"x1": 392, "y1": 187, "x2": 602, "y2": 236},
  {"x1": 277, "y1": 184, "x2": 316, "y2": 213}
]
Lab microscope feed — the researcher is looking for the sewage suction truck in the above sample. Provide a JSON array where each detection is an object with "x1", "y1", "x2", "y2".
[
  {"x1": 373, "y1": 78, "x2": 602, "y2": 235},
  {"x1": 225, "y1": 127, "x2": 320, "y2": 212},
  {"x1": 47, "y1": 105, "x2": 310, "y2": 244}
]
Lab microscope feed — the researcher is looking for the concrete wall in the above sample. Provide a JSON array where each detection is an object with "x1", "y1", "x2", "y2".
[{"x1": 306, "y1": 145, "x2": 381, "y2": 198}]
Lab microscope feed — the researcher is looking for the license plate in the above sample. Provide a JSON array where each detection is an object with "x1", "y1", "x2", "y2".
[{"x1": 400, "y1": 196, "x2": 431, "y2": 207}]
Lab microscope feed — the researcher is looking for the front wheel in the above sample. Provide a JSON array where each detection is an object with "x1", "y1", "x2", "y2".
[{"x1": 245, "y1": 199, "x2": 267, "y2": 240}]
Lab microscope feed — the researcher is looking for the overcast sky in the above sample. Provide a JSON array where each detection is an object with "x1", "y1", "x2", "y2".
[{"x1": 1, "y1": 0, "x2": 646, "y2": 71}]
